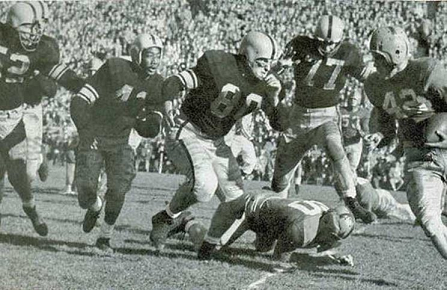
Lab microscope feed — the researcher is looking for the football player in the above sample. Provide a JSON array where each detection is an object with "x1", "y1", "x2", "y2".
[
  {"x1": 70, "y1": 33, "x2": 165, "y2": 252},
  {"x1": 364, "y1": 26, "x2": 447, "y2": 259},
  {"x1": 150, "y1": 31, "x2": 285, "y2": 257},
  {"x1": 340, "y1": 89, "x2": 370, "y2": 173},
  {"x1": 356, "y1": 178, "x2": 415, "y2": 222},
  {"x1": 0, "y1": 1, "x2": 85, "y2": 236},
  {"x1": 271, "y1": 15, "x2": 376, "y2": 224},
  {"x1": 207, "y1": 190, "x2": 355, "y2": 264}
]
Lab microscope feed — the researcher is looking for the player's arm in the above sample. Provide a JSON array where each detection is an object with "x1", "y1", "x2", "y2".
[
  {"x1": 29, "y1": 40, "x2": 86, "y2": 93},
  {"x1": 162, "y1": 57, "x2": 208, "y2": 126},
  {"x1": 261, "y1": 74, "x2": 287, "y2": 131},
  {"x1": 69, "y1": 61, "x2": 109, "y2": 132},
  {"x1": 424, "y1": 62, "x2": 447, "y2": 148}
]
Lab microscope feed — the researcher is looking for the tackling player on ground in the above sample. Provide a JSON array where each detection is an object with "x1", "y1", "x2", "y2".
[
  {"x1": 271, "y1": 15, "x2": 376, "y2": 224},
  {"x1": 0, "y1": 1, "x2": 85, "y2": 236},
  {"x1": 364, "y1": 26, "x2": 447, "y2": 259},
  {"x1": 149, "y1": 31, "x2": 285, "y2": 259},
  {"x1": 217, "y1": 190, "x2": 355, "y2": 265},
  {"x1": 70, "y1": 33, "x2": 165, "y2": 252}
]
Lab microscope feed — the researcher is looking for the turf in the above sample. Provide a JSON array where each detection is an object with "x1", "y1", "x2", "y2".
[{"x1": 0, "y1": 168, "x2": 445, "y2": 290}]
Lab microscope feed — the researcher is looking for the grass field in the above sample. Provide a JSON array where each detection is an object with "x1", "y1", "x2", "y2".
[{"x1": 0, "y1": 166, "x2": 446, "y2": 290}]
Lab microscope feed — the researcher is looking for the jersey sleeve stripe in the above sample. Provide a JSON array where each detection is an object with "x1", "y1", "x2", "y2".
[
  {"x1": 77, "y1": 84, "x2": 99, "y2": 105},
  {"x1": 187, "y1": 69, "x2": 198, "y2": 88},
  {"x1": 177, "y1": 70, "x2": 198, "y2": 89},
  {"x1": 48, "y1": 64, "x2": 69, "y2": 81}
]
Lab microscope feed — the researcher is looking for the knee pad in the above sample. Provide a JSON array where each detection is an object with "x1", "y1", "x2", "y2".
[
  {"x1": 193, "y1": 171, "x2": 218, "y2": 203},
  {"x1": 26, "y1": 159, "x2": 41, "y2": 183}
]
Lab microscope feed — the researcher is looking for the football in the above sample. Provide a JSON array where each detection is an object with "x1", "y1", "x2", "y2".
[{"x1": 425, "y1": 113, "x2": 447, "y2": 143}]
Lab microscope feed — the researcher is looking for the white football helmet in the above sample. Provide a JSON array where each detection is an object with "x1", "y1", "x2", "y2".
[
  {"x1": 7, "y1": 1, "x2": 50, "y2": 51},
  {"x1": 369, "y1": 26, "x2": 410, "y2": 78},
  {"x1": 239, "y1": 31, "x2": 278, "y2": 80},
  {"x1": 314, "y1": 15, "x2": 344, "y2": 56},
  {"x1": 130, "y1": 34, "x2": 163, "y2": 66}
]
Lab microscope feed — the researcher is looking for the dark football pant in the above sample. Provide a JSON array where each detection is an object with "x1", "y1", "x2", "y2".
[{"x1": 75, "y1": 145, "x2": 136, "y2": 225}]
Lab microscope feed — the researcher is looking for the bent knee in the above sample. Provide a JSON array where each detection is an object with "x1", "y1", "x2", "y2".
[{"x1": 193, "y1": 173, "x2": 218, "y2": 202}]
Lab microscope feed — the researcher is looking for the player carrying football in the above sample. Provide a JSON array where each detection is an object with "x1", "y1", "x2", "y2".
[
  {"x1": 0, "y1": 1, "x2": 86, "y2": 236},
  {"x1": 149, "y1": 31, "x2": 285, "y2": 258},
  {"x1": 364, "y1": 26, "x2": 447, "y2": 259},
  {"x1": 70, "y1": 34, "x2": 165, "y2": 252},
  {"x1": 271, "y1": 15, "x2": 376, "y2": 223}
]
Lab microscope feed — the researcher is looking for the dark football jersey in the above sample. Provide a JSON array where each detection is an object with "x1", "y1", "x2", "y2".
[
  {"x1": 87, "y1": 57, "x2": 164, "y2": 147},
  {"x1": 365, "y1": 58, "x2": 447, "y2": 147},
  {"x1": 0, "y1": 23, "x2": 59, "y2": 110},
  {"x1": 246, "y1": 192, "x2": 328, "y2": 248},
  {"x1": 181, "y1": 50, "x2": 272, "y2": 138},
  {"x1": 285, "y1": 36, "x2": 367, "y2": 108}
]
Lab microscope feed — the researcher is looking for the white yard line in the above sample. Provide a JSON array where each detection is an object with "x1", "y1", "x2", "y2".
[{"x1": 245, "y1": 272, "x2": 277, "y2": 290}]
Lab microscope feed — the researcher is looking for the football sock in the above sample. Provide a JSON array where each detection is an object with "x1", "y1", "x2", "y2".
[
  {"x1": 90, "y1": 196, "x2": 102, "y2": 212},
  {"x1": 165, "y1": 204, "x2": 181, "y2": 219},
  {"x1": 99, "y1": 221, "x2": 114, "y2": 239},
  {"x1": 22, "y1": 198, "x2": 36, "y2": 209}
]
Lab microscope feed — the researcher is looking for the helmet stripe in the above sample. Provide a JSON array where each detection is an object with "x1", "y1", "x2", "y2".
[
  {"x1": 265, "y1": 34, "x2": 276, "y2": 59},
  {"x1": 328, "y1": 15, "x2": 333, "y2": 40},
  {"x1": 150, "y1": 34, "x2": 156, "y2": 43},
  {"x1": 37, "y1": 1, "x2": 46, "y2": 19},
  {"x1": 24, "y1": 2, "x2": 38, "y2": 22}
]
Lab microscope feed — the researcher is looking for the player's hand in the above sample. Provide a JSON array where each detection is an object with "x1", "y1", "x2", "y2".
[
  {"x1": 334, "y1": 255, "x2": 354, "y2": 267},
  {"x1": 364, "y1": 132, "x2": 384, "y2": 151},
  {"x1": 425, "y1": 130, "x2": 447, "y2": 149},
  {"x1": 264, "y1": 74, "x2": 282, "y2": 107}
]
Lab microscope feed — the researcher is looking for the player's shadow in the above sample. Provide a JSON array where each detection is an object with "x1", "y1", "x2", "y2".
[
  {"x1": 2, "y1": 213, "x2": 82, "y2": 227},
  {"x1": 0, "y1": 232, "x2": 93, "y2": 254},
  {"x1": 354, "y1": 232, "x2": 430, "y2": 243},
  {"x1": 289, "y1": 253, "x2": 399, "y2": 287}
]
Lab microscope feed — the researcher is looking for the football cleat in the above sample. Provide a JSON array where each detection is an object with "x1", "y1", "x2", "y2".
[
  {"x1": 23, "y1": 205, "x2": 48, "y2": 236},
  {"x1": 344, "y1": 197, "x2": 377, "y2": 224},
  {"x1": 82, "y1": 197, "x2": 104, "y2": 233},
  {"x1": 150, "y1": 210, "x2": 191, "y2": 251},
  {"x1": 197, "y1": 240, "x2": 217, "y2": 260},
  {"x1": 95, "y1": 237, "x2": 114, "y2": 254},
  {"x1": 37, "y1": 160, "x2": 49, "y2": 182}
]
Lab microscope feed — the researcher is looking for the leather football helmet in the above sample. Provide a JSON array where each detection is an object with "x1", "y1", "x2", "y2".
[
  {"x1": 7, "y1": 1, "x2": 49, "y2": 51},
  {"x1": 316, "y1": 205, "x2": 355, "y2": 251},
  {"x1": 130, "y1": 34, "x2": 163, "y2": 66},
  {"x1": 314, "y1": 15, "x2": 344, "y2": 56},
  {"x1": 239, "y1": 31, "x2": 278, "y2": 79},
  {"x1": 369, "y1": 26, "x2": 410, "y2": 67}
]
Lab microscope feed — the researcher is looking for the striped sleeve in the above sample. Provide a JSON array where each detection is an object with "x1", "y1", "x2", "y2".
[
  {"x1": 76, "y1": 84, "x2": 99, "y2": 105},
  {"x1": 175, "y1": 69, "x2": 199, "y2": 90}
]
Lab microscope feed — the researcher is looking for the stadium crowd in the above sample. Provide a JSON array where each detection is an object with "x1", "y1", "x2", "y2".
[{"x1": 4, "y1": 0, "x2": 444, "y2": 192}]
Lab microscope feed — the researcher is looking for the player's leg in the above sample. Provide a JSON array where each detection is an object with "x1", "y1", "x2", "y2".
[
  {"x1": 96, "y1": 145, "x2": 136, "y2": 252},
  {"x1": 150, "y1": 128, "x2": 218, "y2": 250},
  {"x1": 320, "y1": 122, "x2": 376, "y2": 223},
  {"x1": 4, "y1": 116, "x2": 48, "y2": 236},
  {"x1": 64, "y1": 149, "x2": 76, "y2": 194},
  {"x1": 198, "y1": 141, "x2": 248, "y2": 259},
  {"x1": 0, "y1": 155, "x2": 6, "y2": 227},
  {"x1": 22, "y1": 104, "x2": 45, "y2": 183},
  {"x1": 406, "y1": 156, "x2": 447, "y2": 259},
  {"x1": 236, "y1": 135, "x2": 257, "y2": 177},
  {"x1": 75, "y1": 148, "x2": 104, "y2": 233},
  {"x1": 271, "y1": 136, "x2": 306, "y2": 198}
]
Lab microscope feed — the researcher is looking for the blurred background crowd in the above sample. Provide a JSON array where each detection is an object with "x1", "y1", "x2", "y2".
[{"x1": 3, "y1": 0, "x2": 445, "y2": 191}]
